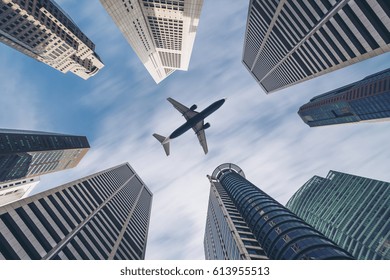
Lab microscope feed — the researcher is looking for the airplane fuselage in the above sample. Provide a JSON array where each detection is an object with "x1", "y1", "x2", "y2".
[{"x1": 169, "y1": 98, "x2": 225, "y2": 139}]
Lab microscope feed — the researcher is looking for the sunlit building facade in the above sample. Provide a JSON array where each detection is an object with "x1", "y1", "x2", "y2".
[
  {"x1": 243, "y1": 0, "x2": 390, "y2": 93},
  {"x1": 0, "y1": 163, "x2": 153, "y2": 260},
  {"x1": 0, "y1": 176, "x2": 39, "y2": 207},
  {"x1": 298, "y1": 68, "x2": 390, "y2": 127},
  {"x1": 204, "y1": 163, "x2": 353, "y2": 260},
  {"x1": 100, "y1": 0, "x2": 204, "y2": 83},
  {"x1": 0, "y1": 0, "x2": 104, "y2": 79},
  {"x1": 286, "y1": 171, "x2": 390, "y2": 260}
]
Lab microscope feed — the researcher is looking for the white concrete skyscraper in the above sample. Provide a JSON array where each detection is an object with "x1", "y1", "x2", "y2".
[
  {"x1": 100, "y1": 0, "x2": 204, "y2": 83},
  {"x1": 0, "y1": 0, "x2": 104, "y2": 80}
]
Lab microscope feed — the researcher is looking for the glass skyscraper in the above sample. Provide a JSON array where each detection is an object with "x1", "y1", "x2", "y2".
[
  {"x1": 0, "y1": 128, "x2": 90, "y2": 183},
  {"x1": 204, "y1": 164, "x2": 267, "y2": 260},
  {"x1": 0, "y1": 0, "x2": 104, "y2": 79},
  {"x1": 298, "y1": 68, "x2": 390, "y2": 127},
  {"x1": 286, "y1": 170, "x2": 390, "y2": 260},
  {"x1": 242, "y1": 0, "x2": 390, "y2": 93},
  {"x1": 0, "y1": 163, "x2": 153, "y2": 260},
  {"x1": 204, "y1": 163, "x2": 353, "y2": 260}
]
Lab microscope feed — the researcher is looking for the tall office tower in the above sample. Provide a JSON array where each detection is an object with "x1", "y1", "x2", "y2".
[
  {"x1": 100, "y1": 0, "x2": 203, "y2": 84},
  {"x1": 298, "y1": 68, "x2": 390, "y2": 127},
  {"x1": 204, "y1": 164, "x2": 268, "y2": 260},
  {"x1": 0, "y1": 176, "x2": 39, "y2": 207},
  {"x1": 0, "y1": 0, "x2": 104, "y2": 79},
  {"x1": 0, "y1": 163, "x2": 153, "y2": 260},
  {"x1": 0, "y1": 128, "x2": 89, "y2": 184},
  {"x1": 286, "y1": 171, "x2": 390, "y2": 260},
  {"x1": 242, "y1": 0, "x2": 390, "y2": 94},
  {"x1": 204, "y1": 163, "x2": 354, "y2": 260}
]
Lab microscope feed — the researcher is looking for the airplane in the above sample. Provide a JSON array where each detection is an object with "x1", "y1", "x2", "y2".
[{"x1": 153, "y1": 97, "x2": 226, "y2": 156}]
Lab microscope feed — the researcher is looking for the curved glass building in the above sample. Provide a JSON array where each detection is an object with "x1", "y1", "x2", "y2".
[
  {"x1": 204, "y1": 163, "x2": 353, "y2": 260},
  {"x1": 286, "y1": 171, "x2": 390, "y2": 260}
]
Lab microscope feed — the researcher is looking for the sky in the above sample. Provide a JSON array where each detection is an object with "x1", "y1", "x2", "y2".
[{"x1": 1, "y1": 0, "x2": 390, "y2": 260}]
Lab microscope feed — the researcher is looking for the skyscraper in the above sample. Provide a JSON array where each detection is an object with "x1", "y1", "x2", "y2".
[
  {"x1": 298, "y1": 68, "x2": 390, "y2": 127},
  {"x1": 242, "y1": 0, "x2": 390, "y2": 94},
  {"x1": 0, "y1": 176, "x2": 39, "y2": 207},
  {"x1": 204, "y1": 163, "x2": 354, "y2": 260},
  {"x1": 286, "y1": 170, "x2": 390, "y2": 260},
  {"x1": 0, "y1": 163, "x2": 153, "y2": 260},
  {"x1": 100, "y1": 0, "x2": 203, "y2": 83},
  {"x1": 0, "y1": 128, "x2": 89, "y2": 190},
  {"x1": 0, "y1": 0, "x2": 104, "y2": 79}
]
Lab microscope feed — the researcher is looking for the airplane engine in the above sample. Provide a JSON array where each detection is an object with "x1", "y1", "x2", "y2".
[
  {"x1": 190, "y1": 104, "x2": 197, "y2": 111},
  {"x1": 203, "y1": 123, "x2": 211, "y2": 129}
]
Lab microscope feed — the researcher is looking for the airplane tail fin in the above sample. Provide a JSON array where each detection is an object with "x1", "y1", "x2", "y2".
[{"x1": 153, "y1": 133, "x2": 170, "y2": 156}]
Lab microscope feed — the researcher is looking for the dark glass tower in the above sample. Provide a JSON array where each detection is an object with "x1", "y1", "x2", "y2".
[
  {"x1": 242, "y1": 0, "x2": 390, "y2": 93},
  {"x1": 298, "y1": 68, "x2": 390, "y2": 127},
  {"x1": 0, "y1": 128, "x2": 90, "y2": 183},
  {"x1": 0, "y1": 163, "x2": 153, "y2": 260},
  {"x1": 204, "y1": 163, "x2": 354, "y2": 260},
  {"x1": 286, "y1": 170, "x2": 390, "y2": 260}
]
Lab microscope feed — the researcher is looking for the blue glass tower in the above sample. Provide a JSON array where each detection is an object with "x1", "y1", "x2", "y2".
[
  {"x1": 298, "y1": 68, "x2": 390, "y2": 127},
  {"x1": 204, "y1": 163, "x2": 354, "y2": 260},
  {"x1": 286, "y1": 171, "x2": 390, "y2": 260}
]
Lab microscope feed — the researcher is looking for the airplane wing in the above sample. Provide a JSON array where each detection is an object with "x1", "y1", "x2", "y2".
[
  {"x1": 193, "y1": 121, "x2": 208, "y2": 154},
  {"x1": 167, "y1": 97, "x2": 198, "y2": 121}
]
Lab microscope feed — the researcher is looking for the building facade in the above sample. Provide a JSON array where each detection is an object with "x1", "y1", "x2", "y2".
[
  {"x1": 286, "y1": 170, "x2": 390, "y2": 260},
  {"x1": 298, "y1": 68, "x2": 390, "y2": 127},
  {"x1": 0, "y1": 163, "x2": 153, "y2": 260},
  {"x1": 242, "y1": 0, "x2": 390, "y2": 93},
  {"x1": 204, "y1": 163, "x2": 354, "y2": 260},
  {"x1": 0, "y1": 128, "x2": 89, "y2": 183},
  {"x1": 100, "y1": 0, "x2": 203, "y2": 83},
  {"x1": 0, "y1": 0, "x2": 104, "y2": 79},
  {"x1": 204, "y1": 164, "x2": 268, "y2": 260},
  {"x1": 0, "y1": 176, "x2": 39, "y2": 207}
]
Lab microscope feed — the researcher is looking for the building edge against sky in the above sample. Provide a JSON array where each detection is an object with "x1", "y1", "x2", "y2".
[
  {"x1": 99, "y1": 0, "x2": 204, "y2": 84},
  {"x1": 0, "y1": 0, "x2": 104, "y2": 80},
  {"x1": 0, "y1": 128, "x2": 90, "y2": 206},
  {"x1": 298, "y1": 68, "x2": 390, "y2": 127},
  {"x1": 0, "y1": 162, "x2": 153, "y2": 260},
  {"x1": 242, "y1": 0, "x2": 390, "y2": 94},
  {"x1": 286, "y1": 170, "x2": 390, "y2": 260},
  {"x1": 204, "y1": 163, "x2": 354, "y2": 260}
]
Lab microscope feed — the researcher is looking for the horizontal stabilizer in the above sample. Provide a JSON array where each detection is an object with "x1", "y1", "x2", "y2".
[{"x1": 153, "y1": 133, "x2": 170, "y2": 156}]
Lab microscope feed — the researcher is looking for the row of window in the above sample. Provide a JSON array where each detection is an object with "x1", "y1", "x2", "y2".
[
  {"x1": 220, "y1": 172, "x2": 353, "y2": 259},
  {"x1": 301, "y1": 76, "x2": 390, "y2": 111},
  {"x1": 0, "y1": 165, "x2": 149, "y2": 259}
]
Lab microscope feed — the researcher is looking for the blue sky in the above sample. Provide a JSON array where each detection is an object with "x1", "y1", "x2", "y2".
[{"x1": 1, "y1": 0, "x2": 390, "y2": 260}]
